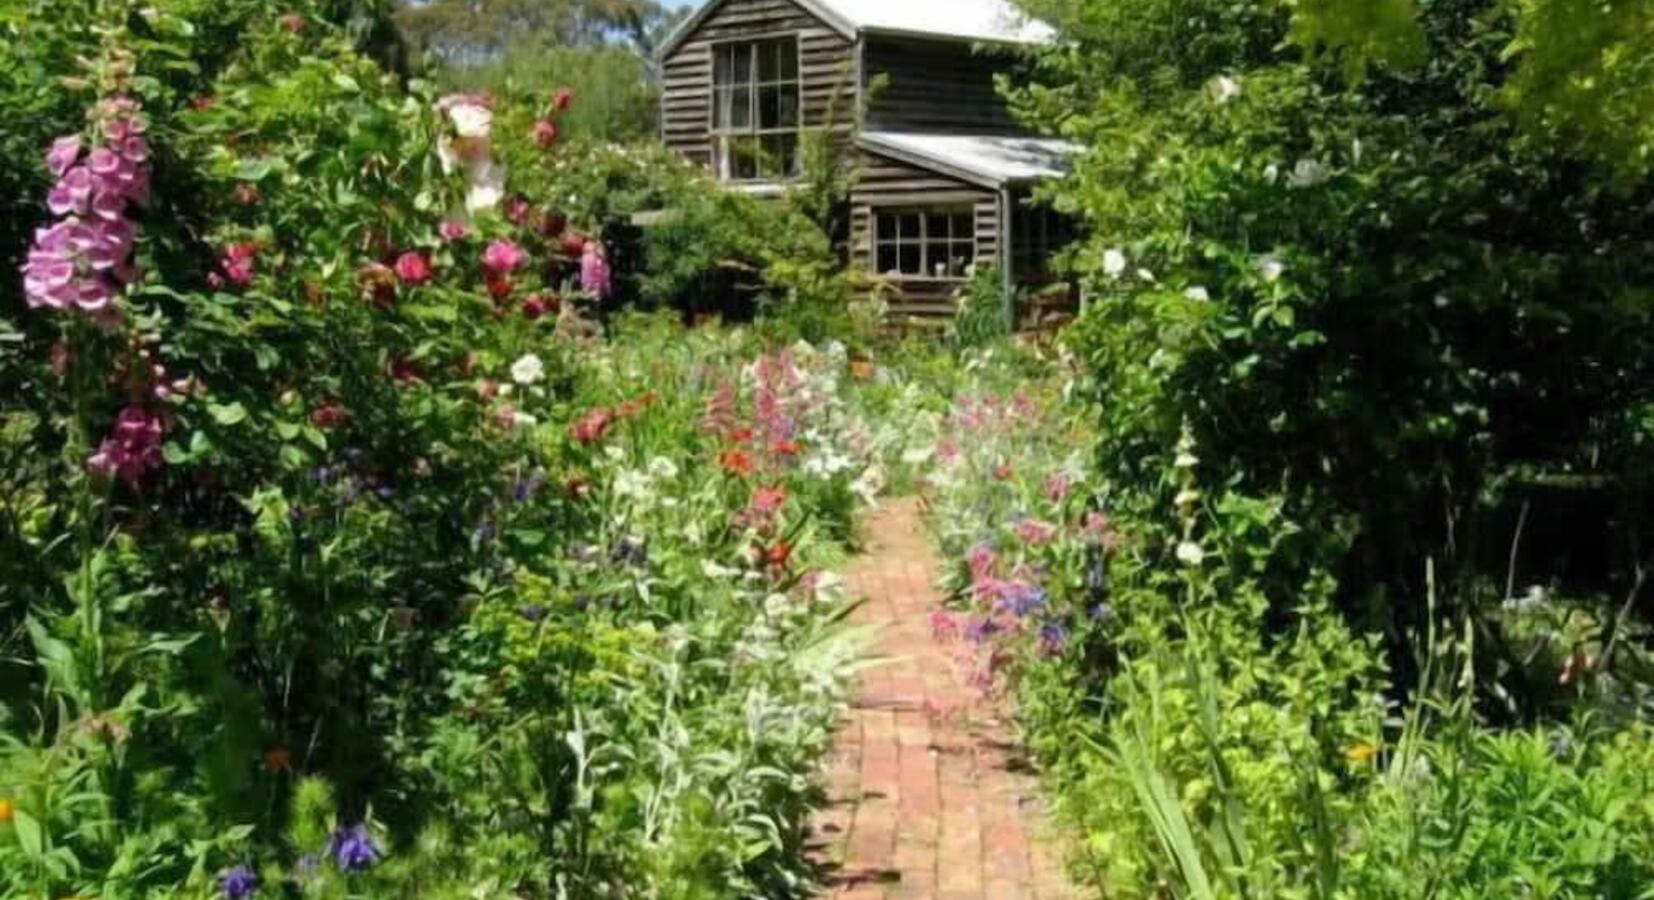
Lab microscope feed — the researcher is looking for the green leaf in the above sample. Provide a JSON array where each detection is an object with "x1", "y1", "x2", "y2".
[
  {"x1": 209, "y1": 402, "x2": 249, "y2": 426},
  {"x1": 12, "y1": 808, "x2": 43, "y2": 860}
]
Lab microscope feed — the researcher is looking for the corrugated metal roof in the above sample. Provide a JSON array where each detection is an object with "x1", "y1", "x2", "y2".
[
  {"x1": 820, "y1": 0, "x2": 1055, "y2": 44},
  {"x1": 858, "y1": 131, "x2": 1078, "y2": 188},
  {"x1": 659, "y1": 0, "x2": 1054, "y2": 59}
]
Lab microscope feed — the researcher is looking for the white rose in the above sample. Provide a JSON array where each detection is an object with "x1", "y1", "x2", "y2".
[{"x1": 511, "y1": 353, "x2": 545, "y2": 385}]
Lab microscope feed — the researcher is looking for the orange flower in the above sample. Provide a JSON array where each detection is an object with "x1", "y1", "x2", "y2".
[
  {"x1": 0, "y1": 797, "x2": 14, "y2": 825},
  {"x1": 729, "y1": 427, "x2": 754, "y2": 444},
  {"x1": 771, "y1": 438, "x2": 802, "y2": 457},
  {"x1": 851, "y1": 360, "x2": 876, "y2": 381},
  {"x1": 721, "y1": 449, "x2": 754, "y2": 475},
  {"x1": 765, "y1": 541, "x2": 791, "y2": 568},
  {"x1": 993, "y1": 463, "x2": 1014, "y2": 480},
  {"x1": 264, "y1": 747, "x2": 292, "y2": 774}
]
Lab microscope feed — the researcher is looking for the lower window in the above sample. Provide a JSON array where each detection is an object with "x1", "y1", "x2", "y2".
[{"x1": 874, "y1": 207, "x2": 976, "y2": 279}]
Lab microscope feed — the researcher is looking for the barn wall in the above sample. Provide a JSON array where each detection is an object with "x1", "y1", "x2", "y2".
[
  {"x1": 861, "y1": 36, "x2": 1027, "y2": 135},
  {"x1": 849, "y1": 150, "x2": 1001, "y2": 321},
  {"x1": 660, "y1": 0, "x2": 856, "y2": 176}
]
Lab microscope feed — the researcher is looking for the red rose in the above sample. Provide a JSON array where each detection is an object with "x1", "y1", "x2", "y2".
[
  {"x1": 765, "y1": 542, "x2": 791, "y2": 568},
  {"x1": 538, "y1": 211, "x2": 567, "y2": 237},
  {"x1": 394, "y1": 250, "x2": 433, "y2": 286},
  {"x1": 310, "y1": 405, "x2": 350, "y2": 429},
  {"x1": 560, "y1": 234, "x2": 586, "y2": 257},
  {"x1": 486, "y1": 275, "x2": 514, "y2": 301},
  {"x1": 521, "y1": 296, "x2": 548, "y2": 320},
  {"x1": 552, "y1": 87, "x2": 573, "y2": 112},
  {"x1": 533, "y1": 119, "x2": 558, "y2": 148}
]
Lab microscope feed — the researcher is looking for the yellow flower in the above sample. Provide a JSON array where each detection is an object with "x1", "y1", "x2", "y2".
[
  {"x1": 0, "y1": 798, "x2": 13, "y2": 824},
  {"x1": 1344, "y1": 741, "x2": 1379, "y2": 765}
]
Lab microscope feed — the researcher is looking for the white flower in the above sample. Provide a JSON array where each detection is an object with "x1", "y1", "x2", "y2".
[
  {"x1": 511, "y1": 353, "x2": 545, "y2": 385},
  {"x1": 702, "y1": 559, "x2": 741, "y2": 579},
  {"x1": 467, "y1": 160, "x2": 505, "y2": 214},
  {"x1": 508, "y1": 411, "x2": 538, "y2": 429},
  {"x1": 1103, "y1": 248, "x2": 1127, "y2": 279},
  {"x1": 1176, "y1": 541, "x2": 1206, "y2": 567},
  {"x1": 1136, "y1": 268, "x2": 1157, "y2": 283},
  {"x1": 1184, "y1": 286, "x2": 1211, "y2": 302},
  {"x1": 446, "y1": 101, "x2": 492, "y2": 139},
  {"x1": 647, "y1": 456, "x2": 680, "y2": 480},
  {"x1": 1206, "y1": 74, "x2": 1242, "y2": 105},
  {"x1": 1256, "y1": 255, "x2": 1286, "y2": 283},
  {"x1": 613, "y1": 468, "x2": 651, "y2": 499},
  {"x1": 1288, "y1": 158, "x2": 1329, "y2": 188}
]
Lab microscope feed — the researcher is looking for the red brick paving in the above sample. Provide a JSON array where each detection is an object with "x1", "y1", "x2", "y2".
[{"x1": 809, "y1": 499, "x2": 1082, "y2": 899}]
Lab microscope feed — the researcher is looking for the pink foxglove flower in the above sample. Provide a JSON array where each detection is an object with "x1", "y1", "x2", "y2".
[
  {"x1": 47, "y1": 136, "x2": 82, "y2": 177},
  {"x1": 580, "y1": 241, "x2": 611, "y2": 299},
  {"x1": 87, "y1": 405, "x2": 165, "y2": 486}
]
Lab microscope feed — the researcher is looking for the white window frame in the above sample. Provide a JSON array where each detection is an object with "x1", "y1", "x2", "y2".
[
  {"x1": 873, "y1": 206, "x2": 977, "y2": 280},
  {"x1": 709, "y1": 35, "x2": 802, "y2": 182}
]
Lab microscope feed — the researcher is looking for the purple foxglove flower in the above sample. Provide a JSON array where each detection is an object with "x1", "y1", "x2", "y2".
[
  {"x1": 47, "y1": 135, "x2": 82, "y2": 176},
  {"x1": 72, "y1": 277, "x2": 116, "y2": 313},
  {"x1": 118, "y1": 134, "x2": 149, "y2": 163},
  {"x1": 580, "y1": 242, "x2": 612, "y2": 299},
  {"x1": 87, "y1": 147, "x2": 122, "y2": 176}
]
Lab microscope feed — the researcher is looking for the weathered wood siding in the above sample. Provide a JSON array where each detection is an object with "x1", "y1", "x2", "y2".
[
  {"x1": 849, "y1": 150, "x2": 1001, "y2": 320},
  {"x1": 660, "y1": 0, "x2": 855, "y2": 174},
  {"x1": 862, "y1": 36, "x2": 1027, "y2": 135}
]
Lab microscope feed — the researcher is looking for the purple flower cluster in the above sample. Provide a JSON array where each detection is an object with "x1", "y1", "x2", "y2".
[
  {"x1": 218, "y1": 864, "x2": 259, "y2": 899},
  {"x1": 87, "y1": 404, "x2": 165, "y2": 486},
  {"x1": 580, "y1": 241, "x2": 612, "y2": 299},
  {"x1": 328, "y1": 824, "x2": 381, "y2": 873},
  {"x1": 22, "y1": 100, "x2": 151, "y2": 325}
]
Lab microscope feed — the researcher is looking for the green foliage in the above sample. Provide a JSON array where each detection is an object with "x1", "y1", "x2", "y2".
[{"x1": 948, "y1": 265, "x2": 1012, "y2": 350}]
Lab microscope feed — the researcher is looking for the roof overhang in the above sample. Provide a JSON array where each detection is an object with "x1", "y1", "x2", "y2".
[
  {"x1": 658, "y1": 0, "x2": 857, "y2": 61},
  {"x1": 856, "y1": 132, "x2": 1079, "y2": 190}
]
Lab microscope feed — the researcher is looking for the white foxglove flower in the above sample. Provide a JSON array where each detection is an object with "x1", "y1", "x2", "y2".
[
  {"x1": 446, "y1": 102, "x2": 492, "y2": 139},
  {"x1": 511, "y1": 353, "x2": 545, "y2": 385}
]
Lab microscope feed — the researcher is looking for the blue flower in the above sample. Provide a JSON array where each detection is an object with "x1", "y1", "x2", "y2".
[
  {"x1": 219, "y1": 864, "x2": 259, "y2": 899},
  {"x1": 328, "y1": 824, "x2": 381, "y2": 873},
  {"x1": 964, "y1": 617, "x2": 1001, "y2": 644},
  {"x1": 1004, "y1": 583, "x2": 1048, "y2": 618}
]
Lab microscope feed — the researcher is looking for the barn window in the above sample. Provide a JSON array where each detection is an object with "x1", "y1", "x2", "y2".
[
  {"x1": 874, "y1": 207, "x2": 976, "y2": 278},
  {"x1": 712, "y1": 37, "x2": 800, "y2": 181}
]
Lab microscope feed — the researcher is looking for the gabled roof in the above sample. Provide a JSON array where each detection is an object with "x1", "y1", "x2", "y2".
[
  {"x1": 659, "y1": 0, "x2": 1054, "y2": 60},
  {"x1": 857, "y1": 132, "x2": 1078, "y2": 189}
]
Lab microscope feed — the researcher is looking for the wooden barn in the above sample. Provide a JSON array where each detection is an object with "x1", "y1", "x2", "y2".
[{"x1": 656, "y1": 0, "x2": 1078, "y2": 324}]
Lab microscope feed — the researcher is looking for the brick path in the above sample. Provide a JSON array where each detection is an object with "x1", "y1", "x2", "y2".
[{"x1": 808, "y1": 498, "x2": 1082, "y2": 900}]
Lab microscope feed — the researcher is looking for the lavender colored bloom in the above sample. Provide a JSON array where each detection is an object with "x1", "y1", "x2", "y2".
[
  {"x1": 1038, "y1": 623, "x2": 1068, "y2": 657},
  {"x1": 1002, "y1": 583, "x2": 1047, "y2": 618},
  {"x1": 328, "y1": 824, "x2": 381, "y2": 873},
  {"x1": 219, "y1": 864, "x2": 259, "y2": 899},
  {"x1": 964, "y1": 617, "x2": 1001, "y2": 645},
  {"x1": 47, "y1": 135, "x2": 82, "y2": 176}
]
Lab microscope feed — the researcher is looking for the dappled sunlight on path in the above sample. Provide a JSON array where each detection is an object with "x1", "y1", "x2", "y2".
[{"x1": 809, "y1": 499, "x2": 1082, "y2": 900}]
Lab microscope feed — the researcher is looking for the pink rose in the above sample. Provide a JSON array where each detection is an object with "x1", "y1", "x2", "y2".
[
  {"x1": 394, "y1": 250, "x2": 433, "y2": 285},
  {"x1": 481, "y1": 239, "x2": 526, "y2": 277},
  {"x1": 533, "y1": 119, "x2": 558, "y2": 148}
]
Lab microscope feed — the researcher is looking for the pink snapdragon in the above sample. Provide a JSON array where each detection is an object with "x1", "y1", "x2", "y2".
[
  {"x1": 482, "y1": 239, "x2": 526, "y2": 277},
  {"x1": 87, "y1": 405, "x2": 166, "y2": 486},
  {"x1": 580, "y1": 241, "x2": 612, "y2": 299}
]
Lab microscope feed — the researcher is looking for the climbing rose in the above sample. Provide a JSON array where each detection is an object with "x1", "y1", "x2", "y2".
[
  {"x1": 393, "y1": 250, "x2": 432, "y2": 285},
  {"x1": 481, "y1": 239, "x2": 526, "y2": 276},
  {"x1": 87, "y1": 405, "x2": 165, "y2": 486},
  {"x1": 580, "y1": 241, "x2": 611, "y2": 299},
  {"x1": 552, "y1": 86, "x2": 573, "y2": 111},
  {"x1": 533, "y1": 119, "x2": 558, "y2": 148}
]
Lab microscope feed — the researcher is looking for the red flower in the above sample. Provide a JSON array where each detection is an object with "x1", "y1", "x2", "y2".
[
  {"x1": 504, "y1": 195, "x2": 532, "y2": 225},
  {"x1": 993, "y1": 463, "x2": 1014, "y2": 481},
  {"x1": 439, "y1": 218, "x2": 472, "y2": 242},
  {"x1": 765, "y1": 541, "x2": 791, "y2": 569},
  {"x1": 570, "y1": 408, "x2": 613, "y2": 444},
  {"x1": 394, "y1": 250, "x2": 433, "y2": 286},
  {"x1": 559, "y1": 234, "x2": 586, "y2": 258},
  {"x1": 552, "y1": 87, "x2": 574, "y2": 112},
  {"x1": 521, "y1": 296, "x2": 549, "y2": 320},
  {"x1": 720, "y1": 449, "x2": 754, "y2": 476},
  {"x1": 264, "y1": 747, "x2": 292, "y2": 773},
  {"x1": 388, "y1": 356, "x2": 421, "y2": 385},
  {"x1": 538, "y1": 211, "x2": 567, "y2": 237},
  {"x1": 310, "y1": 405, "x2": 350, "y2": 429},
  {"x1": 771, "y1": 438, "x2": 802, "y2": 457},
  {"x1": 729, "y1": 427, "x2": 754, "y2": 444},
  {"x1": 485, "y1": 275, "x2": 514, "y2": 301},
  {"x1": 533, "y1": 119, "x2": 558, "y2": 148}
]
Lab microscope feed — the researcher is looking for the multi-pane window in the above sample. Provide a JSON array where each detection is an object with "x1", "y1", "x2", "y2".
[
  {"x1": 712, "y1": 38, "x2": 800, "y2": 181},
  {"x1": 874, "y1": 208, "x2": 976, "y2": 279},
  {"x1": 1012, "y1": 201, "x2": 1078, "y2": 282}
]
